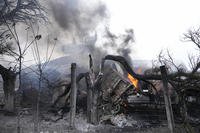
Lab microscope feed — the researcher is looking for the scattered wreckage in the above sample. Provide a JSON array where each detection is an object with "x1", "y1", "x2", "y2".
[{"x1": 50, "y1": 55, "x2": 200, "y2": 125}]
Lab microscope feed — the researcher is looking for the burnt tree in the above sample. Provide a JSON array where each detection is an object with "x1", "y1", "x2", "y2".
[
  {"x1": 86, "y1": 54, "x2": 100, "y2": 124},
  {"x1": 0, "y1": 65, "x2": 17, "y2": 112},
  {"x1": 0, "y1": 0, "x2": 45, "y2": 112}
]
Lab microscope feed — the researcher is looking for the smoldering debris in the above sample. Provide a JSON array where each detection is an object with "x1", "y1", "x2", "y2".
[{"x1": 1, "y1": 54, "x2": 200, "y2": 133}]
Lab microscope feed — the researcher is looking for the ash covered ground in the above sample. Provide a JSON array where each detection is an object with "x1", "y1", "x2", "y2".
[{"x1": 0, "y1": 109, "x2": 199, "y2": 133}]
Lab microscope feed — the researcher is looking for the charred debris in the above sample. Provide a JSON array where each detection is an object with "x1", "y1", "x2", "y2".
[
  {"x1": 1, "y1": 54, "x2": 200, "y2": 132},
  {"x1": 32, "y1": 55, "x2": 200, "y2": 126}
]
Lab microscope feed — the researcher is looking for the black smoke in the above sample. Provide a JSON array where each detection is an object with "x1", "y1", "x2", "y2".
[
  {"x1": 48, "y1": 0, "x2": 134, "y2": 69},
  {"x1": 103, "y1": 28, "x2": 135, "y2": 66},
  {"x1": 50, "y1": 0, "x2": 108, "y2": 38}
]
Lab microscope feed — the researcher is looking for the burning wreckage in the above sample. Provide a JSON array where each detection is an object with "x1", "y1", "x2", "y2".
[{"x1": 50, "y1": 55, "x2": 200, "y2": 126}]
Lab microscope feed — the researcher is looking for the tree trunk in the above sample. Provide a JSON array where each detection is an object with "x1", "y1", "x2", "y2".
[
  {"x1": 86, "y1": 55, "x2": 100, "y2": 125},
  {"x1": 0, "y1": 65, "x2": 17, "y2": 112}
]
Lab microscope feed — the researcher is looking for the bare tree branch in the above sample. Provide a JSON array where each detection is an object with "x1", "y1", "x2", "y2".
[{"x1": 184, "y1": 28, "x2": 200, "y2": 49}]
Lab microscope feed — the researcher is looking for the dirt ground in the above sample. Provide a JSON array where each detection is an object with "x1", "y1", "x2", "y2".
[{"x1": 0, "y1": 109, "x2": 199, "y2": 133}]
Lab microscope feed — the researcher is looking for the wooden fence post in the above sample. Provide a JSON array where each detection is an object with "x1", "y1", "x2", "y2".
[
  {"x1": 86, "y1": 73, "x2": 92, "y2": 123},
  {"x1": 160, "y1": 65, "x2": 175, "y2": 133},
  {"x1": 70, "y1": 63, "x2": 77, "y2": 128}
]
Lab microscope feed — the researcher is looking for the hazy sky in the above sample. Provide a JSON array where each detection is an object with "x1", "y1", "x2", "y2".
[
  {"x1": 5, "y1": 0, "x2": 200, "y2": 67},
  {"x1": 102, "y1": 0, "x2": 200, "y2": 64}
]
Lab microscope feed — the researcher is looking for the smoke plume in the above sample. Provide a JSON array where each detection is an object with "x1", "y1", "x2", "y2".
[
  {"x1": 50, "y1": 0, "x2": 108, "y2": 38},
  {"x1": 103, "y1": 28, "x2": 135, "y2": 66},
  {"x1": 23, "y1": 0, "x2": 134, "y2": 70}
]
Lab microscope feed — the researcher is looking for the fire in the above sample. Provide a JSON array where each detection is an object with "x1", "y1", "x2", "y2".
[{"x1": 128, "y1": 73, "x2": 139, "y2": 90}]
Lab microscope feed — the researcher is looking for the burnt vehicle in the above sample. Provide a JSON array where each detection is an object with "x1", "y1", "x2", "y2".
[
  {"x1": 99, "y1": 66, "x2": 177, "y2": 117},
  {"x1": 50, "y1": 55, "x2": 200, "y2": 124},
  {"x1": 98, "y1": 55, "x2": 200, "y2": 123}
]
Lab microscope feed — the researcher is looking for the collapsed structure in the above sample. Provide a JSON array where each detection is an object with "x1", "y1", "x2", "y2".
[
  {"x1": 49, "y1": 55, "x2": 200, "y2": 127},
  {"x1": 0, "y1": 54, "x2": 199, "y2": 132}
]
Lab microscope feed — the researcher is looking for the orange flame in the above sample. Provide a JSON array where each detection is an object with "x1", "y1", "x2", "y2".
[{"x1": 128, "y1": 73, "x2": 139, "y2": 91}]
